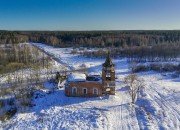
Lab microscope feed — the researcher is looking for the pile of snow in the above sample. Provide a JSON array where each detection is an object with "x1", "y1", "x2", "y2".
[{"x1": 68, "y1": 73, "x2": 86, "y2": 82}]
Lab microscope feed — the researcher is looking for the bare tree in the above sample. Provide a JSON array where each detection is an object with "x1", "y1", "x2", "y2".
[{"x1": 124, "y1": 74, "x2": 145, "y2": 103}]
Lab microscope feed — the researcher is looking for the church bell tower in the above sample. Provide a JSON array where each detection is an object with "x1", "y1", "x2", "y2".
[{"x1": 102, "y1": 51, "x2": 115, "y2": 95}]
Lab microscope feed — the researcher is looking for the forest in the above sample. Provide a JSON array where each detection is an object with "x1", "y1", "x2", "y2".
[
  {"x1": 1, "y1": 30, "x2": 180, "y2": 47},
  {"x1": 0, "y1": 30, "x2": 180, "y2": 62},
  {"x1": 0, "y1": 44, "x2": 58, "y2": 121}
]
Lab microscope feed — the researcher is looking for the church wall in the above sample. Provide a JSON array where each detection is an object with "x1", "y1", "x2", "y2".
[{"x1": 65, "y1": 82, "x2": 103, "y2": 97}]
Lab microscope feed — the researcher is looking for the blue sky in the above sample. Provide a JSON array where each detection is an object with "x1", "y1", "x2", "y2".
[{"x1": 0, "y1": 0, "x2": 180, "y2": 30}]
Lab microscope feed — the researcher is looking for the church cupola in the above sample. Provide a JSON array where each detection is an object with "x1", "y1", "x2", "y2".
[{"x1": 103, "y1": 51, "x2": 114, "y2": 68}]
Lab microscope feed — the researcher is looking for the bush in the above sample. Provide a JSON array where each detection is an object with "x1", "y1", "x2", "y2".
[
  {"x1": 162, "y1": 64, "x2": 176, "y2": 72},
  {"x1": 0, "y1": 107, "x2": 17, "y2": 121},
  {"x1": 133, "y1": 65, "x2": 148, "y2": 73},
  {"x1": 171, "y1": 74, "x2": 179, "y2": 78},
  {"x1": 5, "y1": 107, "x2": 17, "y2": 119},
  {"x1": 150, "y1": 64, "x2": 162, "y2": 71},
  {"x1": 176, "y1": 71, "x2": 180, "y2": 75},
  {"x1": 7, "y1": 99, "x2": 15, "y2": 106},
  {"x1": 131, "y1": 63, "x2": 179, "y2": 73},
  {"x1": 177, "y1": 64, "x2": 180, "y2": 71},
  {"x1": 71, "y1": 49, "x2": 77, "y2": 54},
  {"x1": 0, "y1": 100, "x2": 5, "y2": 108}
]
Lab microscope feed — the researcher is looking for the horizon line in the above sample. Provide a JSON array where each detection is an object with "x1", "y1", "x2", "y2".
[{"x1": 1, "y1": 29, "x2": 180, "y2": 32}]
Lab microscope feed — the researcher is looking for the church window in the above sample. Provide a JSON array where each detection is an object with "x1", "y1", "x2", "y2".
[
  {"x1": 82, "y1": 88, "x2": 87, "y2": 94},
  {"x1": 72, "y1": 87, "x2": 77, "y2": 95},
  {"x1": 93, "y1": 88, "x2": 98, "y2": 95}
]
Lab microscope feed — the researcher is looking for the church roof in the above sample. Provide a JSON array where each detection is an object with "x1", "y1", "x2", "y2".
[
  {"x1": 68, "y1": 73, "x2": 86, "y2": 82},
  {"x1": 103, "y1": 51, "x2": 114, "y2": 67}
]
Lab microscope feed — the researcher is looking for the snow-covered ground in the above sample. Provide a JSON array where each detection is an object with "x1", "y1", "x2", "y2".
[
  {"x1": 31, "y1": 43, "x2": 105, "y2": 71},
  {"x1": 0, "y1": 43, "x2": 179, "y2": 130}
]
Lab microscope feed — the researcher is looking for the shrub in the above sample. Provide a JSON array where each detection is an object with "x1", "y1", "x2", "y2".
[
  {"x1": 171, "y1": 74, "x2": 179, "y2": 78},
  {"x1": 177, "y1": 64, "x2": 180, "y2": 71},
  {"x1": 162, "y1": 64, "x2": 176, "y2": 72},
  {"x1": 133, "y1": 65, "x2": 148, "y2": 73},
  {"x1": 71, "y1": 49, "x2": 77, "y2": 54},
  {"x1": 0, "y1": 107, "x2": 17, "y2": 121},
  {"x1": 176, "y1": 71, "x2": 180, "y2": 75},
  {"x1": 7, "y1": 99, "x2": 15, "y2": 106},
  {"x1": 150, "y1": 64, "x2": 162, "y2": 71},
  {"x1": 0, "y1": 100, "x2": 5, "y2": 108},
  {"x1": 5, "y1": 107, "x2": 17, "y2": 119},
  {"x1": 131, "y1": 63, "x2": 179, "y2": 73}
]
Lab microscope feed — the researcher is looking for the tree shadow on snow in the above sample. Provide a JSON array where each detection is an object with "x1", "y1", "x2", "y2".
[
  {"x1": 116, "y1": 86, "x2": 129, "y2": 92},
  {"x1": 87, "y1": 64, "x2": 102, "y2": 73},
  {"x1": 116, "y1": 71, "x2": 130, "y2": 75}
]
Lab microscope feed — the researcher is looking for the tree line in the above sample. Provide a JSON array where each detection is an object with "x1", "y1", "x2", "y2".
[
  {"x1": 1, "y1": 30, "x2": 180, "y2": 48},
  {"x1": 80, "y1": 42, "x2": 180, "y2": 62}
]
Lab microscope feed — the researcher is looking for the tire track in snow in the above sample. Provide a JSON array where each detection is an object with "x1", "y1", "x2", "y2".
[
  {"x1": 120, "y1": 92, "x2": 124, "y2": 130},
  {"x1": 148, "y1": 85, "x2": 180, "y2": 129},
  {"x1": 143, "y1": 75, "x2": 180, "y2": 128},
  {"x1": 152, "y1": 83, "x2": 180, "y2": 117},
  {"x1": 100, "y1": 81, "x2": 140, "y2": 130}
]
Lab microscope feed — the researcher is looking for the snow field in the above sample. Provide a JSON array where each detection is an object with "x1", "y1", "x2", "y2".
[{"x1": 0, "y1": 43, "x2": 179, "y2": 130}]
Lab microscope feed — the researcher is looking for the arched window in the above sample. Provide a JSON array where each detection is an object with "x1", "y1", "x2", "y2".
[
  {"x1": 93, "y1": 88, "x2": 98, "y2": 95},
  {"x1": 82, "y1": 88, "x2": 87, "y2": 94},
  {"x1": 72, "y1": 87, "x2": 77, "y2": 95}
]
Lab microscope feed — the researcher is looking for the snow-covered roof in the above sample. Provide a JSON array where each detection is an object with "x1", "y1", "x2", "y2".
[
  {"x1": 68, "y1": 73, "x2": 86, "y2": 82},
  {"x1": 0, "y1": 95, "x2": 15, "y2": 100},
  {"x1": 88, "y1": 72, "x2": 101, "y2": 77}
]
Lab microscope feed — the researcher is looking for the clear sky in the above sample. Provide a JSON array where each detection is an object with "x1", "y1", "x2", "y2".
[{"x1": 0, "y1": 0, "x2": 180, "y2": 30}]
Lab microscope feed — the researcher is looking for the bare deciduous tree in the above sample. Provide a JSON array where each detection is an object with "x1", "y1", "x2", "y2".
[{"x1": 124, "y1": 74, "x2": 145, "y2": 103}]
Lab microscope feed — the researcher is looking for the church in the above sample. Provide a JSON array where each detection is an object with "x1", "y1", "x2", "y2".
[{"x1": 65, "y1": 52, "x2": 115, "y2": 97}]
